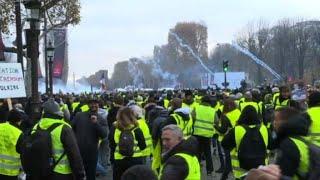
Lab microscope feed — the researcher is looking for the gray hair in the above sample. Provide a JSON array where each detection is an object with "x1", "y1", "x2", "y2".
[{"x1": 162, "y1": 124, "x2": 183, "y2": 139}]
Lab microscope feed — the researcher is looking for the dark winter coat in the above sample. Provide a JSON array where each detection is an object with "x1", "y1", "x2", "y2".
[
  {"x1": 160, "y1": 136, "x2": 199, "y2": 180},
  {"x1": 72, "y1": 111, "x2": 108, "y2": 161},
  {"x1": 273, "y1": 113, "x2": 311, "y2": 177}
]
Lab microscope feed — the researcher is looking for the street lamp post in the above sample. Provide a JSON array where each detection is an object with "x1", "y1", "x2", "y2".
[
  {"x1": 24, "y1": 0, "x2": 42, "y2": 119},
  {"x1": 46, "y1": 40, "x2": 55, "y2": 95}
]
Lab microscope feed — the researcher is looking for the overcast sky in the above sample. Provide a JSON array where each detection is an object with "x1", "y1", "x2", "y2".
[{"x1": 68, "y1": 0, "x2": 320, "y2": 79}]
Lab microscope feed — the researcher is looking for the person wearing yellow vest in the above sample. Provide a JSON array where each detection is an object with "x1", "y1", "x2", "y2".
[
  {"x1": 108, "y1": 107, "x2": 146, "y2": 180},
  {"x1": 165, "y1": 98, "x2": 193, "y2": 138},
  {"x1": 239, "y1": 91, "x2": 261, "y2": 115},
  {"x1": 159, "y1": 125, "x2": 200, "y2": 180},
  {"x1": 222, "y1": 106, "x2": 271, "y2": 179},
  {"x1": 0, "y1": 108, "x2": 23, "y2": 180},
  {"x1": 182, "y1": 90, "x2": 199, "y2": 112},
  {"x1": 214, "y1": 98, "x2": 241, "y2": 179},
  {"x1": 274, "y1": 86, "x2": 291, "y2": 110},
  {"x1": 273, "y1": 107, "x2": 311, "y2": 179},
  {"x1": 306, "y1": 91, "x2": 320, "y2": 147},
  {"x1": 129, "y1": 105, "x2": 153, "y2": 158},
  {"x1": 149, "y1": 106, "x2": 169, "y2": 173},
  {"x1": 27, "y1": 99, "x2": 86, "y2": 180},
  {"x1": 192, "y1": 95, "x2": 217, "y2": 176}
]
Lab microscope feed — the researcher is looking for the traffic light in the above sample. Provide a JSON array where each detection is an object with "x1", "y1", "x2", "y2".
[{"x1": 223, "y1": 60, "x2": 229, "y2": 72}]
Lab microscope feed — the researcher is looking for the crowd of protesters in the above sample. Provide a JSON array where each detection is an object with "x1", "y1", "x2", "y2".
[{"x1": 0, "y1": 82, "x2": 320, "y2": 180}]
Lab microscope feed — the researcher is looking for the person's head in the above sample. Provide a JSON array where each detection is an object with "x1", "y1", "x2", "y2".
[
  {"x1": 114, "y1": 95, "x2": 124, "y2": 106},
  {"x1": 184, "y1": 90, "x2": 193, "y2": 103},
  {"x1": 121, "y1": 165, "x2": 157, "y2": 180},
  {"x1": 201, "y1": 95, "x2": 211, "y2": 105},
  {"x1": 280, "y1": 86, "x2": 290, "y2": 99},
  {"x1": 42, "y1": 98, "x2": 64, "y2": 118},
  {"x1": 237, "y1": 105, "x2": 260, "y2": 125},
  {"x1": 244, "y1": 91, "x2": 252, "y2": 101},
  {"x1": 170, "y1": 98, "x2": 182, "y2": 111},
  {"x1": 7, "y1": 109, "x2": 23, "y2": 127},
  {"x1": 308, "y1": 91, "x2": 320, "y2": 108},
  {"x1": 88, "y1": 99, "x2": 99, "y2": 113},
  {"x1": 273, "y1": 107, "x2": 300, "y2": 133},
  {"x1": 223, "y1": 98, "x2": 237, "y2": 114},
  {"x1": 161, "y1": 124, "x2": 183, "y2": 152},
  {"x1": 116, "y1": 107, "x2": 138, "y2": 130},
  {"x1": 129, "y1": 105, "x2": 145, "y2": 119}
]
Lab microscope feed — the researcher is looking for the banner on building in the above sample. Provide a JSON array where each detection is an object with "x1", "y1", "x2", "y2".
[{"x1": 52, "y1": 28, "x2": 67, "y2": 79}]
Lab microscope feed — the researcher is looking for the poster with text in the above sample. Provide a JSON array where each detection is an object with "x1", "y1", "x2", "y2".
[{"x1": 0, "y1": 63, "x2": 26, "y2": 98}]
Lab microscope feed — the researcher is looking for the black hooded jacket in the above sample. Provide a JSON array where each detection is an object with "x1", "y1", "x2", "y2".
[
  {"x1": 160, "y1": 136, "x2": 199, "y2": 180},
  {"x1": 222, "y1": 105, "x2": 272, "y2": 152},
  {"x1": 273, "y1": 113, "x2": 311, "y2": 178}
]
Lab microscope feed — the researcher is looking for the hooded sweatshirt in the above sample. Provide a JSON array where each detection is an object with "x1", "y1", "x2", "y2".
[
  {"x1": 273, "y1": 113, "x2": 311, "y2": 177},
  {"x1": 160, "y1": 136, "x2": 199, "y2": 180},
  {"x1": 165, "y1": 107, "x2": 191, "y2": 127}
]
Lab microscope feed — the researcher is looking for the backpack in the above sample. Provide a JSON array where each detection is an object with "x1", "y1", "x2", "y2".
[
  {"x1": 20, "y1": 123, "x2": 65, "y2": 177},
  {"x1": 237, "y1": 125, "x2": 267, "y2": 170},
  {"x1": 118, "y1": 127, "x2": 136, "y2": 157},
  {"x1": 294, "y1": 137, "x2": 320, "y2": 180}
]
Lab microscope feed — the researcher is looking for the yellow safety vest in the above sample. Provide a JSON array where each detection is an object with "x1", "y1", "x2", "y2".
[
  {"x1": 290, "y1": 138, "x2": 310, "y2": 179},
  {"x1": 225, "y1": 109, "x2": 241, "y2": 128},
  {"x1": 33, "y1": 118, "x2": 72, "y2": 174},
  {"x1": 214, "y1": 101, "x2": 221, "y2": 112},
  {"x1": 231, "y1": 124, "x2": 268, "y2": 178},
  {"x1": 272, "y1": 93, "x2": 280, "y2": 104},
  {"x1": 0, "y1": 122, "x2": 22, "y2": 176},
  {"x1": 193, "y1": 105, "x2": 216, "y2": 138},
  {"x1": 71, "y1": 102, "x2": 80, "y2": 112},
  {"x1": 80, "y1": 104, "x2": 89, "y2": 112},
  {"x1": 113, "y1": 126, "x2": 143, "y2": 160},
  {"x1": 137, "y1": 118, "x2": 153, "y2": 157},
  {"x1": 306, "y1": 107, "x2": 320, "y2": 147},
  {"x1": 170, "y1": 113, "x2": 193, "y2": 137},
  {"x1": 274, "y1": 96, "x2": 289, "y2": 110},
  {"x1": 151, "y1": 141, "x2": 162, "y2": 174},
  {"x1": 239, "y1": 101, "x2": 261, "y2": 114},
  {"x1": 159, "y1": 153, "x2": 201, "y2": 180},
  {"x1": 164, "y1": 99, "x2": 170, "y2": 109},
  {"x1": 182, "y1": 102, "x2": 199, "y2": 112},
  {"x1": 60, "y1": 104, "x2": 68, "y2": 111},
  {"x1": 194, "y1": 95, "x2": 202, "y2": 104}
]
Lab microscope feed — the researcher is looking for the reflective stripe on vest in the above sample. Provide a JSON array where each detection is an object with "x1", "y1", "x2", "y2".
[
  {"x1": 0, "y1": 122, "x2": 22, "y2": 176},
  {"x1": 114, "y1": 127, "x2": 143, "y2": 159},
  {"x1": 137, "y1": 119, "x2": 153, "y2": 156},
  {"x1": 289, "y1": 138, "x2": 310, "y2": 179},
  {"x1": 170, "y1": 113, "x2": 193, "y2": 137},
  {"x1": 34, "y1": 119, "x2": 72, "y2": 174},
  {"x1": 307, "y1": 107, "x2": 320, "y2": 146},
  {"x1": 226, "y1": 109, "x2": 241, "y2": 128},
  {"x1": 231, "y1": 124, "x2": 268, "y2": 178},
  {"x1": 193, "y1": 105, "x2": 216, "y2": 138},
  {"x1": 159, "y1": 153, "x2": 201, "y2": 180}
]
